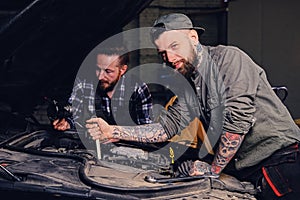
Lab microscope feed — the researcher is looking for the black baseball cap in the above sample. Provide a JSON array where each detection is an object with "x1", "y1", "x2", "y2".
[{"x1": 150, "y1": 13, "x2": 205, "y2": 42}]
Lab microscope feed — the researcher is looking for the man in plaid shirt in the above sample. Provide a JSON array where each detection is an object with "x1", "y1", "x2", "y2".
[{"x1": 53, "y1": 45, "x2": 153, "y2": 130}]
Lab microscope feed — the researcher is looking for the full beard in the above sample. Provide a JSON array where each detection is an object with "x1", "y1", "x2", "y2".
[
  {"x1": 174, "y1": 48, "x2": 197, "y2": 80},
  {"x1": 176, "y1": 59, "x2": 195, "y2": 79},
  {"x1": 98, "y1": 70, "x2": 121, "y2": 93},
  {"x1": 99, "y1": 79, "x2": 118, "y2": 93}
]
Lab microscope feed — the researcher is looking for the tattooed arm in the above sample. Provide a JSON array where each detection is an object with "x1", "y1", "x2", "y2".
[
  {"x1": 177, "y1": 132, "x2": 245, "y2": 177},
  {"x1": 211, "y1": 132, "x2": 245, "y2": 175},
  {"x1": 110, "y1": 123, "x2": 169, "y2": 143},
  {"x1": 86, "y1": 117, "x2": 169, "y2": 143}
]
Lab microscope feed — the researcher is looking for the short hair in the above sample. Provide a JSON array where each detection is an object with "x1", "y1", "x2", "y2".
[{"x1": 93, "y1": 45, "x2": 129, "y2": 66}]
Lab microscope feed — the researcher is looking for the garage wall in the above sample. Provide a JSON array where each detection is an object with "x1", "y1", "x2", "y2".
[
  {"x1": 228, "y1": 0, "x2": 300, "y2": 119},
  {"x1": 123, "y1": 0, "x2": 228, "y2": 109}
]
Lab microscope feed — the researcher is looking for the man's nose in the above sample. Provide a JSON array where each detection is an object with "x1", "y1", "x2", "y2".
[
  {"x1": 166, "y1": 50, "x2": 177, "y2": 63},
  {"x1": 97, "y1": 70, "x2": 106, "y2": 80}
]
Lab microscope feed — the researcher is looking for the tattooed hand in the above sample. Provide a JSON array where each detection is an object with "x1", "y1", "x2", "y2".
[
  {"x1": 189, "y1": 160, "x2": 211, "y2": 176},
  {"x1": 85, "y1": 117, "x2": 115, "y2": 141},
  {"x1": 177, "y1": 160, "x2": 215, "y2": 177}
]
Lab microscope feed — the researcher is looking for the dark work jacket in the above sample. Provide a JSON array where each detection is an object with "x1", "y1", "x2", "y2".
[{"x1": 160, "y1": 44, "x2": 300, "y2": 170}]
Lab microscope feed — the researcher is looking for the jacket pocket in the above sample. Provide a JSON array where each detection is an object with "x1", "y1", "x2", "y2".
[
  {"x1": 262, "y1": 165, "x2": 292, "y2": 197},
  {"x1": 261, "y1": 146, "x2": 298, "y2": 197}
]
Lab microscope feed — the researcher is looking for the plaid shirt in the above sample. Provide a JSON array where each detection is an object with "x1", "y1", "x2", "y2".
[{"x1": 68, "y1": 75, "x2": 153, "y2": 128}]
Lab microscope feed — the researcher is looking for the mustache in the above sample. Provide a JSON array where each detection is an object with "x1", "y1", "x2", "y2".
[
  {"x1": 174, "y1": 59, "x2": 186, "y2": 71},
  {"x1": 173, "y1": 59, "x2": 193, "y2": 70},
  {"x1": 170, "y1": 60, "x2": 195, "y2": 79},
  {"x1": 98, "y1": 79, "x2": 118, "y2": 93},
  {"x1": 100, "y1": 80, "x2": 109, "y2": 84},
  {"x1": 99, "y1": 80, "x2": 111, "y2": 86},
  {"x1": 172, "y1": 59, "x2": 183, "y2": 67}
]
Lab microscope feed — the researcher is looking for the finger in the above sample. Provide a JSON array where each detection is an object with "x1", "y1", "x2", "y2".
[
  {"x1": 92, "y1": 135, "x2": 102, "y2": 140},
  {"x1": 59, "y1": 124, "x2": 68, "y2": 131},
  {"x1": 190, "y1": 170, "x2": 204, "y2": 176},
  {"x1": 91, "y1": 132, "x2": 107, "y2": 141},
  {"x1": 53, "y1": 119, "x2": 59, "y2": 126},
  {"x1": 189, "y1": 166, "x2": 202, "y2": 176},
  {"x1": 61, "y1": 120, "x2": 70, "y2": 130},
  {"x1": 63, "y1": 123, "x2": 69, "y2": 130},
  {"x1": 87, "y1": 127, "x2": 100, "y2": 135},
  {"x1": 86, "y1": 123, "x2": 98, "y2": 129},
  {"x1": 86, "y1": 118, "x2": 99, "y2": 123},
  {"x1": 66, "y1": 123, "x2": 70, "y2": 129},
  {"x1": 55, "y1": 120, "x2": 64, "y2": 127},
  {"x1": 190, "y1": 160, "x2": 208, "y2": 176},
  {"x1": 90, "y1": 130, "x2": 110, "y2": 141},
  {"x1": 54, "y1": 123, "x2": 62, "y2": 130}
]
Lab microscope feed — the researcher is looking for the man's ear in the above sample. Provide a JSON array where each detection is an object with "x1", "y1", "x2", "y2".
[
  {"x1": 188, "y1": 29, "x2": 199, "y2": 46},
  {"x1": 120, "y1": 64, "x2": 128, "y2": 76}
]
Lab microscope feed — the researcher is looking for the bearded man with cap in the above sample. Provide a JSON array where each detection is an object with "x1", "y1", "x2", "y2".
[{"x1": 86, "y1": 13, "x2": 300, "y2": 199}]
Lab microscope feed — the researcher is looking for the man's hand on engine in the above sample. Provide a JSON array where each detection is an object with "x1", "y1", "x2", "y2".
[
  {"x1": 189, "y1": 160, "x2": 212, "y2": 176},
  {"x1": 53, "y1": 118, "x2": 70, "y2": 131},
  {"x1": 177, "y1": 160, "x2": 219, "y2": 178},
  {"x1": 85, "y1": 117, "x2": 118, "y2": 142}
]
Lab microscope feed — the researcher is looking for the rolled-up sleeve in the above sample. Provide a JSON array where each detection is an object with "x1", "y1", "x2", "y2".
[{"x1": 217, "y1": 47, "x2": 259, "y2": 134}]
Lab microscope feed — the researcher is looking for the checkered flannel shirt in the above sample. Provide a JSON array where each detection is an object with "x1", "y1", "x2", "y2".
[{"x1": 68, "y1": 75, "x2": 153, "y2": 128}]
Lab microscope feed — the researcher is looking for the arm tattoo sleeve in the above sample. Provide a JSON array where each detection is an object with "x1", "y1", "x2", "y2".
[
  {"x1": 111, "y1": 122, "x2": 169, "y2": 143},
  {"x1": 211, "y1": 132, "x2": 245, "y2": 174}
]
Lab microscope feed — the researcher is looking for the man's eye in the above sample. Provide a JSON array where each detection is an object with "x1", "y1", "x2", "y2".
[
  {"x1": 171, "y1": 44, "x2": 178, "y2": 50},
  {"x1": 105, "y1": 69, "x2": 112, "y2": 74}
]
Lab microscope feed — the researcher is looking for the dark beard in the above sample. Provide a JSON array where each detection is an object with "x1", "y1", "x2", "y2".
[
  {"x1": 98, "y1": 79, "x2": 118, "y2": 93},
  {"x1": 170, "y1": 47, "x2": 197, "y2": 79},
  {"x1": 177, "y1": 60, "x2": 196, "y2": 79},
  {"x1": 173, "y1": 51, "x2": 198, "y2": 91}
]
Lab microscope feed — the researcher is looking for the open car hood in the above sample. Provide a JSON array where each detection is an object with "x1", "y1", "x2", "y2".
[
  {"x1": 0, "y1": 0, "x2": 152, "y2": 116},
  {"x1": 0, "y1": 130, "x2": 257, "y2": 199}
]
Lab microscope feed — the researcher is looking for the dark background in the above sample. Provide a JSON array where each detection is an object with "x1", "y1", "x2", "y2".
[{"x1": 0, "y1": 0, "x2": 299, "y2": 138}]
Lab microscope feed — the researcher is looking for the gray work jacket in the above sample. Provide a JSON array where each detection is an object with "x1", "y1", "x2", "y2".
[{"x1": 160, "y1": 44, "x2": 300, "y2": 170}]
